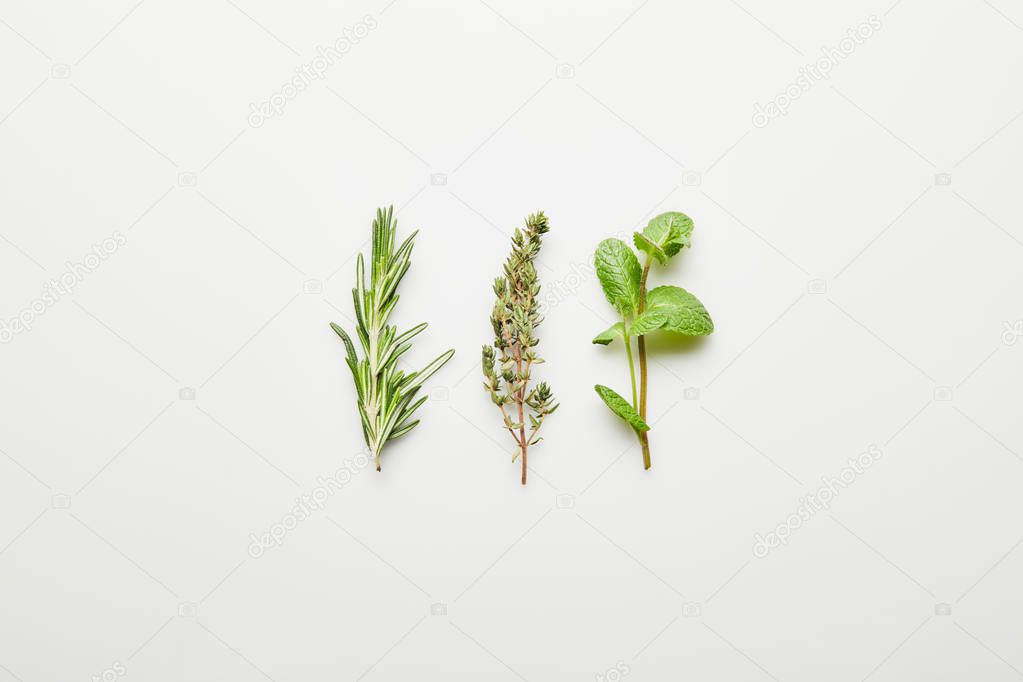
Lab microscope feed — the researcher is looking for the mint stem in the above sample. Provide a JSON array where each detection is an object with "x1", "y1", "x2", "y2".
[
  {"x1": 637, "y1": 258, "x2": 652, "y2": 469},
  {"x1": 623, "y1": 325, "x2": 638, "y2": 410}
]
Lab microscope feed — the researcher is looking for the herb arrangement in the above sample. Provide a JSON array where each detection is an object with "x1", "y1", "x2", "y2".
[
  {"x1": 330, "y1": 206, "x2": 454, "y2": 472},
  {"x1": 592, "y1": 212, "x2": 714, "y2": 469},
  {"x1": 328, "y1": 204, "x2": 715, "y2": 481},
  {"x1": 482, "y1": 211, "x2": 559, "y2": 485}
]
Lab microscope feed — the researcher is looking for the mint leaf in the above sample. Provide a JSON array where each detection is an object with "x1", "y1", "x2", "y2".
[
  {"x1": 594, "y1": 385, "x2": 651, "y2": 432},
  {"x1": 629, "y1": 310, "x2": 668, "y2": 336},
  {"x1": 594, "y1": 238, "x2": 641, "y2": 315},
  {"x1": 635, "y1": 212, "x2": 693, "y2": 264},
  {"x1": 649, "y1": 211, "x2": 694, "y2": 245},
  {"x1": 592, "y1": 322, "x2": 626, "y2": 346},
  {"x1": 646, "y1": 285, "x2": 713, "y2": 335},
  {"x1": 633, "y1": 232, "x2": 667, "y2": 264}
]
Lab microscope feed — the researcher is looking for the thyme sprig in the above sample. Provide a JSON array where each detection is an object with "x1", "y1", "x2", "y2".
[{"x1": 482, "y1": 211, "x2": 558, "y2": 485}]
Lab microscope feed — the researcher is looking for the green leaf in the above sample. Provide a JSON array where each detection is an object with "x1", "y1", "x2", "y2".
[
  {"x1": 389, "y1": 418, "x2": 420, "y2": 440},
  {"x1": 402, "y1": 349, "x2": 455, "y2": 392},
  {"x1": 592, "y1": 322, "x2": 626, "y2": 345},
  {"x1": 635, "y1": 212, "x2": 693, "y2": 264},
  {"x1": 633, "y1": 232, "x2": 667, "y2": 264},
  {"x1": 629, "y1": 310, "x2": 668, "y2": 336},
  {"x1": 330, "y1": 322, "x2": 357, "y2": 366},
  {"x1": 594, "y1": 384, "x2": 650, "y2": 432},
  {"x1": 645, "y1": 285, "x2": 714, "y2": 335},
  {"x1": 594, "y1": 238, "x2": 641, "y2": 314}
]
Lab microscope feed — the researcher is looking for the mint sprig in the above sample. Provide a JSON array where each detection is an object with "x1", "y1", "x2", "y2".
[{"x1": 592, "y1": 211, "x2": 713, "y2": 469}]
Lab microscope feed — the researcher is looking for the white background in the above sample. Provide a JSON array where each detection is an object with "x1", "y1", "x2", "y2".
[{"x1": 1, "y1": 0, "x2": 1023, "y2": 680}]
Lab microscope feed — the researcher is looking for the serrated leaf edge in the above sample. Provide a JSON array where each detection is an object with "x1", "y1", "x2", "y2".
[{"x1": 594, "y1": 384, "x2": 651, "y2": 432}]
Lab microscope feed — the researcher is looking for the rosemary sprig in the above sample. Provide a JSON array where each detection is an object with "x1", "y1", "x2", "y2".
[
  {"x1": 482, "y1": 211, "x2": 558, "y2": 485},
  {"x1": 331, "y1": 206, "x2": 454, "y2": 472}
]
